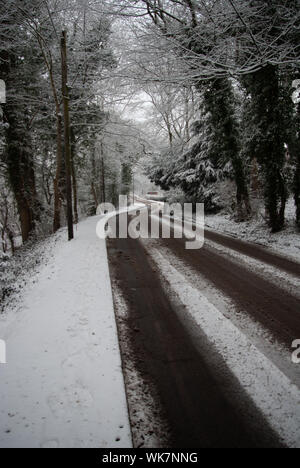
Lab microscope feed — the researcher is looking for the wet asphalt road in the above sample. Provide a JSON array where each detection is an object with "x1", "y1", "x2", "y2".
[{"x1": 106, "y1": 208, "x2": 300, "y2": 447}]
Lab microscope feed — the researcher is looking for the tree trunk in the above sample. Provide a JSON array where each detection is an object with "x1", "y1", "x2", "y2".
[
  {"x1": 8, "y1": 229, "x2": 15, "y2": 255},
  {"x1": 232, "y1": 156, "x2": 252, "y2": 220},
  {"x1": 250, "y1": 158, "x2": 260, "y2": 196},
  {"x1": 4, "y1": 106, "x2": 39, "y2": 243},
  {"x1": 70, "y1": 128, "x2": 79, "y2": 224},
  {"x1": 244, "y1": 65, "x2": 286, "y2": 232},
  {"x1": 91, "y1": 182, "x2": 99, "y2": 208},
  {"x1": 203, "y1": 78, "x2": 251, "y2": 220},
  {"x1": 101, "y1": 155, "x2": 106, "y2": 204},
  {"x1": 295, "y1": 161, "x2": 300, "y2": 229},
  {"x1": 289, "y1": 96, "x2": 300, "y2": 229},
  {"x1": 1, "y1": 229, "x2": 6, "y2": 253},
  {"x1": 53, "y1": 113, "x2": 63, "y2": 233},
  {"x1": 61, "y1": 31, "x2": 74, "y2": 241},
  {"x1": 288, "y1": 137, "x2": 300, "y2": 229}
]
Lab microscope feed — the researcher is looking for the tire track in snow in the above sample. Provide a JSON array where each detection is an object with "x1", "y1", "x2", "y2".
[{"x1": 149, "y1": 247, "x2": 300, "y2": 448}]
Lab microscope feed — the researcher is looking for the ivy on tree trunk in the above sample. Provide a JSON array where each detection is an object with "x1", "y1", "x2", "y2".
[
  {"x1": 4, "y1": 103, "x2": 39, "y2": 242},
  {"x1": 201, "y1": 78, "x2": 251, "y2": 220},
  {"x1": 243, "y1": 65, "x2": 287, "y2": 232}
]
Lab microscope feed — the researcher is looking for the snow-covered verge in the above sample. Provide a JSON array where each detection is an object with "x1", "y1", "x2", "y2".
[
  {"x1": 0, "y1": 234, "x2": 60, "y2": 313},
  {"x1": 206, "y1": 198, "x2": 300, "y2": 260},
  {"x1": 0, "y1": 217, "x2": 132, "y2": 448}
]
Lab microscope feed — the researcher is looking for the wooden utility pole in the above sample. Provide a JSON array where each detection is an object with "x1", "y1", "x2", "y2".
[
  {"x1": 61, "y1": 30, "x2": 74, "y2": 241},
  {"x1": 132, "y1": 172, "x2": 135, "y2": 205},
  {"x1": 100, "y1": 142, "x2": 106, "y2": 204}
]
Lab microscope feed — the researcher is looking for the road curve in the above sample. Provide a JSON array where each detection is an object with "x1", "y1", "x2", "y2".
[
  {"x1": 138, "y1": 196, "x2": 300, "y2": 278},
  {"x1": 205, "y1": 228, "x2": 300, "y2": 278},
  {"x1": 157, "y1": 234, "x2": 300, "y2": 347}
]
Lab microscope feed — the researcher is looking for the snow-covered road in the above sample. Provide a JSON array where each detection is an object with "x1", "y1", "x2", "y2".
[
  {"x1": 147, "y1": 245, "x2": 300, "y2": 448},
  {"x1": 0, "y1": 217, "x2": 132, "y2": 448},
  {"x1": 108, "y1": 200, "x2": 300, "y2": 448}
]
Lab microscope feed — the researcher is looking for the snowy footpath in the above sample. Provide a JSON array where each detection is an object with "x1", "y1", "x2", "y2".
[{"x1": 0, "y1": 216, "x2": 132, "y2": 448}]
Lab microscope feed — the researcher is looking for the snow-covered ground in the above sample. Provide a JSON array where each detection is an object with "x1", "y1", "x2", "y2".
[
  {"x1": 206, "y1": 198, "x2": 300, "y2": 260},
  {"x1": 0, "y1": 216, "x2": 132, "y2": 448}
]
